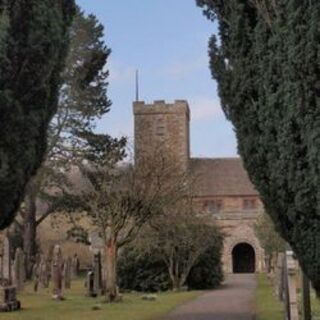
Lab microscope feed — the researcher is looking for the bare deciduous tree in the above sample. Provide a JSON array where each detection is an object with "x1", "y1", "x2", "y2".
[{"x1": 68, "y1": 138, "x2": 189, "y2": 302}]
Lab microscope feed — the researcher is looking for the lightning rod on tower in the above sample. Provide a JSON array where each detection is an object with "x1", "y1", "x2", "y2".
[{"x1": 135, "y1": 69, "x2": 139, "y2": 101}]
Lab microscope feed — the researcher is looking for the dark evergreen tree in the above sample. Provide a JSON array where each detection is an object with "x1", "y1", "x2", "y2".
[
  {"x1": 0, "y1": 0, "x2": 75, "y2": 229},
  {"x1": 197, "y1": 0, "x2": 320, "y2": 294},
  {"x1": 16, "y1": 8, "x2": 112, "y2": 277}
]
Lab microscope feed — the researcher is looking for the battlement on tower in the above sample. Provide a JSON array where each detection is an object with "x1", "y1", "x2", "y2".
[{"x1": 133, "y1": 100, "x2": 190, "y2": 119}]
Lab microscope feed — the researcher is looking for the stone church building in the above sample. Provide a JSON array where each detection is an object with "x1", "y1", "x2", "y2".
[{"x1": 134, "y1": 100, "x2": 265, "y2": 274}]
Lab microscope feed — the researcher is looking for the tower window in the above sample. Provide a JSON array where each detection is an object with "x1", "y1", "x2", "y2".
[
  {"x1": 155, "y1": 118, "x2": 166, "y2": 138},
  {"x1": 204, "y1": 200, "x2": 223, "y2": 214}
]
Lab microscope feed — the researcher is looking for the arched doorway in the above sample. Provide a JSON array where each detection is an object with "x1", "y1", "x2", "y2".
[{"x1": 232, "y1": 243, "x2": 255, "y2": 273}]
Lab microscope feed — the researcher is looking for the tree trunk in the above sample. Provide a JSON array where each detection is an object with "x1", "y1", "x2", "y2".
[
  {"x1": 105, "y1": 239, "x2": 118, "y2": 302},
  {"x1": 172, "y1": 276, "x2": 181, "y2": 291},
  {"x1": 23, "y1": 194, "x2": 37, "y2": 279},
  {"x1": 169, "y1": 263, "x2": 183, "y2": 291}
]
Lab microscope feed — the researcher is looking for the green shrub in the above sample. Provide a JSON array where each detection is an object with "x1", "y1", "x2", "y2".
[
  {"x1": 118, "y1": 248, "x2": 171, "y2": 292},
  {"x1": 118, "y1": 243, "x2": 223, "y2": 292},
  {"x1": 187, "y1": 245, "x2": 224, "y2": 290}
]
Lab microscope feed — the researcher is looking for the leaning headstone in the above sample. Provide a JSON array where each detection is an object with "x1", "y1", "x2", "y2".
[
  {"x1": 63, "y1": 257, "x2": 72, "y2": 289},
  {"x1": 2, "y1": 237, "x2": 12, "y2": 285},
  {"x1": 13, "y1": 248, "x2": 24, "y2": 291},
  {"x1": 51, "y1": 245, "x2": 64, "y2": 300},
  {"x1": 71, "y1": 254, "x2": 80, "y2": 279}
]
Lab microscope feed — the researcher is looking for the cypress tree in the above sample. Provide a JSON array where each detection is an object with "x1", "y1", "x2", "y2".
[
  {"x1": 197, "y1": 0, "x2": 320, "y2": 294},
  {"x1": 0, "y1": 0, "x2": 75, "y2": 229}
]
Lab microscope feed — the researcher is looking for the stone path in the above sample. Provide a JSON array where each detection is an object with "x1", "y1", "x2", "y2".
[{"x1": 163, "y1": 274, "x2": 257, "y2": 320}]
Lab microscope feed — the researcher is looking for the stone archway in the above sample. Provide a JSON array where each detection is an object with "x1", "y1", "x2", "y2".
[
  {"x1": 232, "y1": 242, "x2": 256, "y2": 273},
  {"x1": 222, "y1": 224, "x2": 264, "y2": 274}
]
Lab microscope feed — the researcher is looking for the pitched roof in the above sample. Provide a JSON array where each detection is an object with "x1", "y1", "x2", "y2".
[{"x1": 190, "y1": 158, "x2": 259, "y2": 197}]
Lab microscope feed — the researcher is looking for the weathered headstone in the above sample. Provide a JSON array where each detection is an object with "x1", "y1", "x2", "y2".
[
  {"x1": 0, "y1": 239, "x2": 21, "y2": 312},
  {"x1": 86, "y1": 270, "x2": 96, "y2": 297},
  {"x1": 63, "y1": 257, "x2": 72, "y2": 289},
  {"x1": 39, "y1": 255, "x2": 50, "y2": 289},
  {"x1": 0, "y1": 245, "x2": 3, "y2": 281},
  {"x1": 13, "y1": 248, "x2": 24, "y2": 291},
  {"x1": 33, "y1": 262, "x2": 40, "y2": 292},
  {"x1": 2, "y1": 237, "x2": 12, "y2": 284},
  {"x1": 0, "y1": 286, "x2": 21, "y2": 311},
  {"x1": 93, "y1": 252, "x2": 102, "y2": 296},
  {"x1": 51, "y1": 245, "x2": 64, "y2": 300},
  {"x1": 71, "y1": 254, "x2": 80, "y2": 279}
]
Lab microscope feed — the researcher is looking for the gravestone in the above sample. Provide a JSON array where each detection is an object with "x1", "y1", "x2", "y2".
[
  {"x1": 2, "y1": 237, "x2": 12, "y2": 284},
  {"x1": 0, "y1": 238, "x2": 21, "y2": 312},
  {"x1": 0, "y1": 286, "x2": 21, "y2": 311},
  {"x1": 40, "y1": 255, "x2": 50, "y2": 289},
  {"x1": 13, "y1": 248, "x2": 24, "y2": 291},
  {"x1": 63, "y1": 257, "x2": 72, "y2": 289},
  {"x1": 71, "y1": 254, "x2": 80, "y2": 279},
  {"x1": 0, "y1": 245, "x2": 3, "y2": 280},
  {"x1": 51, "y1": 245, "x2": 64, "y2": 300},
  {"x1": 86, "y1": 270, "x2": 96, "y2": 297},
  {"x1": 33, "y1": 262, "x2": 40, "y2": 292},
  {"x1": 93, "y1": 252, "x2": 102, "y2": 296}
]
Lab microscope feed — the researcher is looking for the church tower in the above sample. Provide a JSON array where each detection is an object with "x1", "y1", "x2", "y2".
[{"x1": 133, "y1": 100, "x2": 190, "y2": 170}]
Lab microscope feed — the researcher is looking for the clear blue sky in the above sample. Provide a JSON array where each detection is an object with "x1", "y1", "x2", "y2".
[{"x1": 76, "y1": 0, "x2": 238, "y2": 158}]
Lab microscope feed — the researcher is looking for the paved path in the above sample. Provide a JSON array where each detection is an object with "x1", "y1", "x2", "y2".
[{"x1": 163, "y1": 274, "x2": 257, "y2": 320}]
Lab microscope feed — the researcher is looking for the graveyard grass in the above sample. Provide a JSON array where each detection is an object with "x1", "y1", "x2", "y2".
[
  {"x1": 255, "y1": 273, "x2": 283, "y2": 320},
  {"x1": 0, "y1": 280, "x2": 200, "y2": 320},
  {"x1": 312, "y1": 296, "x2": 320, "y2": 319}
]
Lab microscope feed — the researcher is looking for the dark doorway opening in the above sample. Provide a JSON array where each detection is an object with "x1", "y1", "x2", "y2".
[{"x1": 232, "y1": 243, "x2": 255, "y2": 273}]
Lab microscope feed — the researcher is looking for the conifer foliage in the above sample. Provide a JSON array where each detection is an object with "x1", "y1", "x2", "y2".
[
  {"x1": 197, "y1": 0, "x2": 320, "y2": 294},
  {"x1": 0, "y1": 0, "x2": 75, "y2": 229}
]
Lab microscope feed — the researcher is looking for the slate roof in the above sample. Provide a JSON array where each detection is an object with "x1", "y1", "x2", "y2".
[{"x1": 190, "y1": 158, "x2": 259, "y2": 197}]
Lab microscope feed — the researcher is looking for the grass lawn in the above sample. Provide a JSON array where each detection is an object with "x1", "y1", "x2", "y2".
[
  {"x1": 255, "y1": 274, "x2": 284, "y2": 320},
  {"x1": 301, "y1": 287, "x2": 320, "y2": 319},
  {"x1": 312, "y1": 296, "x2": 320, "y2": 320},
  {"x1": 0, "y1": 281, "x2": 201, "y2": 320},
  {"x1": 296, "y1": 276, "x2": 320, "y2": 319}
]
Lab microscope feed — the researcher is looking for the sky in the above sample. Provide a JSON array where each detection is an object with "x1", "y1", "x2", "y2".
[{"x1": 76, "y1": 0, "x2": 238, "y2": 158}]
